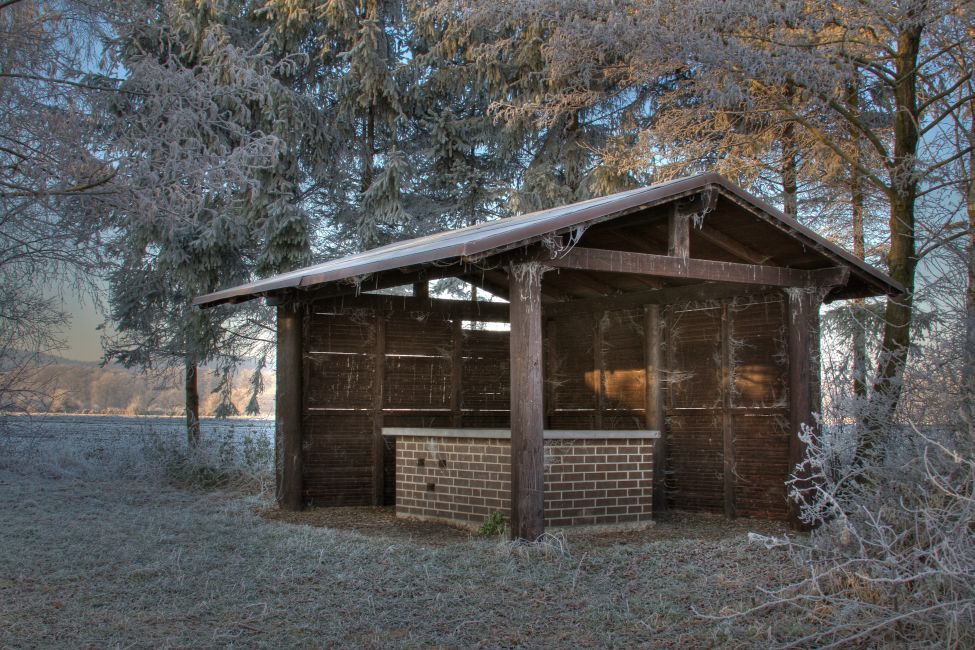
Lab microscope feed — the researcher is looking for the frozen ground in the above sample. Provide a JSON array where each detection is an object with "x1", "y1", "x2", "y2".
[{"x1": 0, "y1": 415, "x2": 810, "y2": 648}]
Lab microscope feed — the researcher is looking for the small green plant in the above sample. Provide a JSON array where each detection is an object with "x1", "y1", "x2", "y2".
[{"x1": 479, "y1": 510, "x2": 507, "y2": 537}]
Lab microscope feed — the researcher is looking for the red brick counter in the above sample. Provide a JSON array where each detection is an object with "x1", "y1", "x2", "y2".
[{"x1": 385, "y1": 428, "x2": 659, "y2": 531}]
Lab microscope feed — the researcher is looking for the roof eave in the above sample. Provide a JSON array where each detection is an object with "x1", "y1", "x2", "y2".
[
  {"x1": 710, "y1": 182, "x2": 904, "y2": 298},
  {"x1": 193, "y1": 172, "x2": 904, "y2": 308}
]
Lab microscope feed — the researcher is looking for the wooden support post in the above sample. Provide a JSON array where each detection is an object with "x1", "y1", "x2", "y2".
[
  {"x1": 645, "y1": 305, "x2": 667, "y2": 513},
  {"x1": 276, "y1": 303, "x2": 304, "y2": 511},
  {"x1": 413, "y1": 281, "x2": 429, "y2": 300},
  {"x1": 668, "y1": 206, "x2": 690, "y2": 258},
  {"x1": 450, "y1": 317, "x2": 463, "y2": 428},
  {"x1": 509, "y1": 262, "x2": 546, "y2": 541},
  {"x1": 786, "y1": 287, "x2": 823, "y2": 529},
  {"x1": 720, "y1": 303, "x2": 736, "y2": 519},
  {"x1": 372, "y1": 312, "x2": 386, "y2": 505}
]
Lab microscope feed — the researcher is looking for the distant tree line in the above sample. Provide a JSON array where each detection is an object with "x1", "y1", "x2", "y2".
[{"x1": 7, "y1": 360, "x2": 275, "y2": 417}]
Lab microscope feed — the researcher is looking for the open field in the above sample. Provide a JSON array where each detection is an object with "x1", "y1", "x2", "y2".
[{"x1": 0, "y1": 416, "x2": 810, "y2": 648}]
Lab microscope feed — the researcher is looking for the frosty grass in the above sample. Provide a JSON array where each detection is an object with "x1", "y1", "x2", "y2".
[{"x1": 0, "y1": 415, "x2": 804, "y2": 648}]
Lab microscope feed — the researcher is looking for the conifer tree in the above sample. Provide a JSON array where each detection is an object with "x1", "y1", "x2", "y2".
[
  {"x1": 257, "y1": 0, "x2": 420, "y2": 249},
  {"x1": 102, "y1": 0, "x2": 315, "y2": 444}
]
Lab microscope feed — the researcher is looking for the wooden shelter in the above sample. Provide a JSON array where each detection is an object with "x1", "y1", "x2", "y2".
[{"x1": 195, "y1": 173, "x2": 902, "y2": 538}]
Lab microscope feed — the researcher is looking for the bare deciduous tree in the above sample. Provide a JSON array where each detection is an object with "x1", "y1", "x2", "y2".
[{"x1": 0, "y1": 0, "x2": 112, "y2": 411}]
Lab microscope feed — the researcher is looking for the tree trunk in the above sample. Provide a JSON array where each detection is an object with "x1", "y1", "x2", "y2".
[
  {"x1": 781, "y1": 120, "x2": 799, "y2": 218},
  {"x1": 362, "y1": 105, "x2": 375, "y2": 194},
  {"x1": 860, "y1": 197, "x2": 916, "y2": 460},
  {"x1": 564, "y1": 110, "x2": 583, "y2": 196},
  {"x1": 781, "y1": 82, "x2": 799, "y2": 218},
  {"x1": 851, "y1": 243, "x2": 867, "y2": 402},
  {"x1": 848, "y1": 83, "x2": 868, "y2": 403},
  {"x1": 962, "y1": 117, "x2": 975, "y2": 439},
  {"x1": 858, "y1": 25, "x2": 922, "y2": 463},
  {"x1": 185, "y1": 358, "x2": 201, "y2": 447}
]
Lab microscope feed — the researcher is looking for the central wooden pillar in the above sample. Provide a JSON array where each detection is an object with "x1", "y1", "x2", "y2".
[
  {"x1": 509, "y1": 262, "x2": 545, "y2": 541},
  {"x1": 276, "y1": 303, "x2": 304, "y2": 511}
]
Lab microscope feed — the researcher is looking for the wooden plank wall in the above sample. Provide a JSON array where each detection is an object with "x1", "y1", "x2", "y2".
[
  {"x1": 303, "y1": 312, "x2": 377, "y2": 506},
  {"x1": 666, "y1": 304, "x2": 725, "y2": 512},
  {"x1": 301, "y1": 293, "x2": 792, "y2": 519},
  {"x1": 732, "y1": 298, "x2": 791, "y2": 519},
  {"x1": 665, "y1": 295, "x2": 791, "y2": 518},
  {"x1": 302, "y1": 308, "x2": 510, "y2": 506},
  {"x1": 546, "y1": 308, "x2": 647, "y2": 430}
]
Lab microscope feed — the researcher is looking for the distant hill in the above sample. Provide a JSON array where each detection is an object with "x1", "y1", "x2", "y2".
[{"x1": 4, "y1": 356, "x2": 275, "y2": 416}]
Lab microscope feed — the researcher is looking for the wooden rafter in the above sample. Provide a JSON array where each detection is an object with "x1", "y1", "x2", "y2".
[
  {"x1": 464, "y1": 268, "x2": 513, "y2": 301},
  {"x1": 694, "y1": 228, "x2": 772, "y2": 265}
]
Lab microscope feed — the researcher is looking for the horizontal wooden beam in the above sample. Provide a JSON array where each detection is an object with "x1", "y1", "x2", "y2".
[
  {"x1": 461, "y1": 269, "x2": 513, "y2": 302},
  {"x1": 543, "y1": 282, "x2": 779, "y2": 317},
  {"x1": 307, "y1": 293, "x2": 510, "y2": 322},
  {"x1": 546, "y1": 247, "x2": 849, "y2": 289}
]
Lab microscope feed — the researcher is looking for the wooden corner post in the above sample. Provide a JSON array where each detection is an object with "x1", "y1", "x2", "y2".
[
  {"x1": 509, "y1": 262, "x2": 545, "y2": 541},
  {"x1": 785, "y1": 287, "x2": 823, "y2": 529},
  {"x1": 276, "y1": 302, "x2": 304, "y2": 511}
]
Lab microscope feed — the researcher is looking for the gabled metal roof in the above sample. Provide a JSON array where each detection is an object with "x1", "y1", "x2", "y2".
[{"x1": 194, "y1": 173, "x2": 903, "y2": 307}]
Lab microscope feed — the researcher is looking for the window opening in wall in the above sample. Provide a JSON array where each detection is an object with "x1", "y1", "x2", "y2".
[
  {"x1": 431, "y1": 278, "x2": 509, "y2": 304},
  {"x1": 363, "y1": 284, "x2": 413, "y2": 296},
  {"x1": 463, "y1": 320, "x2": 510, "y2": 332}
]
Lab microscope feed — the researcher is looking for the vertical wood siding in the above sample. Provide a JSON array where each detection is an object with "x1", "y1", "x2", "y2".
[{"x1": 301, "y1": 292, "x2": 793, "y2": 520}]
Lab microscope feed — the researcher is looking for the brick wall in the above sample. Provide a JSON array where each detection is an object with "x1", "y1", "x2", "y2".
[{"x1": 395, "y1": 436, "x2": 653, "y2": 530}]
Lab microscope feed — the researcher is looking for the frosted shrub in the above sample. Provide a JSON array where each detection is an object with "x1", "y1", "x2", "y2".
[
  {"x1": 147, "y1": 427, "x2": 273, "y2": 495},
  {"x1": 0, "y1": 416, "x2": 273, "y2": 496},
  {"x1": 750, "y1": 420, "x2": 975, "y2": 648}
]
